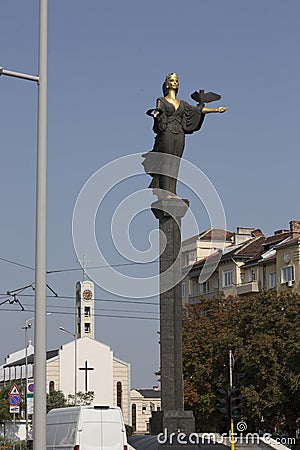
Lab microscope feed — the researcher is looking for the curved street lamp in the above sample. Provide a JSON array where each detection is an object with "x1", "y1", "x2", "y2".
[{"x1": 1, "y1": 1, "x2": 48, "y2": 447}]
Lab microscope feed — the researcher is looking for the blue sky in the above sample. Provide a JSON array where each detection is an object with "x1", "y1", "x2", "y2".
[{"x1": 0, "y1": 0, "x2": 299, "y2": 388}]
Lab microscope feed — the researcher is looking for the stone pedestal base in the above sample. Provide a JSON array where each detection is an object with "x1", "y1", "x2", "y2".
[{"x1": 150, "y1": 410, "x2": 195, "y2": 435}]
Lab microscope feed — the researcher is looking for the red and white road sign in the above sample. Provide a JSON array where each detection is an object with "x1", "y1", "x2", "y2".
[{"x1": 9, "y1": 384, "x2": 21, "y2": 396}]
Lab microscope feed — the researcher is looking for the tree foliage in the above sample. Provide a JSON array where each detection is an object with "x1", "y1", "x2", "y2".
[
  {"x1": 47, "y1": 390, "x2": 95, "y2": 412},
  {"x1": 182, "y1": 291, "x2": 300, "y2": 433},
  {"x1": 67, "y1": 391, "x2": 95, "y2": 406},
  {"x1": 46, "y1": 389, "x2": 67, "y2": 413}
]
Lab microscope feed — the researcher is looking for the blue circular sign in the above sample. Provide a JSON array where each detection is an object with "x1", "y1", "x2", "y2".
[
  {"x1": 28, "y1": 383, "x2": 34, "y2": 393},
  {"x1": 9, "y1": 395, "x2": 21, "y2": 406}
]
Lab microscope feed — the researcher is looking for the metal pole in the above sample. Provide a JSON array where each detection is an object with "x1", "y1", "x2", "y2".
[
  {"x1": 229, "y1": 350, "x2": 233, "y2": 390},
  {"x1": 25, "y1": 324, "x2": 28, "y2": 442},
  {"x1": 229, "y1": 350, "x2": 235, "y2": 450},
  {"x1": 0, "y1": 68, "x2": 39, "y2": 82},
  {"x1": 74, "y1": 335, "x2": 77, "y2": 406},
  {"x1": 59, "y1": 328, "x2": 77, "y2": 405},
  {"x1": 34, "y1": 0, "x2": 48, "y2": 448},
  {"x1": 22, "y1": 318, "x2": 33, "y2": 444}
]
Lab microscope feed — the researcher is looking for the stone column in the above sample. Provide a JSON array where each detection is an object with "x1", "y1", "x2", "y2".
[{"x1": 150, "y1": 197, "x2": 195, "y2": 435}]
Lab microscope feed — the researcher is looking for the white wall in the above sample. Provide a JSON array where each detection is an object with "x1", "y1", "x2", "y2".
[{"x1": 60, "y1": 337, "x2": 113, "y2": 405}]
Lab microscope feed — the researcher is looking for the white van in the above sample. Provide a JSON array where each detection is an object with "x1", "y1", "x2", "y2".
[{"x1": 46, "y1": 405, "x2": 128, "y2": 450}]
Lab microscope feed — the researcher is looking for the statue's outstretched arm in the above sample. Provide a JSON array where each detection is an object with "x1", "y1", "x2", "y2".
[
  {"x1": 202, "y1": 106, "x2": 227, "y2": 114},
  {"x1": 191, "y1": 89, "x2": 227, "y2": 114}
]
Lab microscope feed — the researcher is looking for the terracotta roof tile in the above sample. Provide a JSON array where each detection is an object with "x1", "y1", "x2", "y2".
[{"x1": 182, "y1": 228, "x2": 233, "y2": 245}]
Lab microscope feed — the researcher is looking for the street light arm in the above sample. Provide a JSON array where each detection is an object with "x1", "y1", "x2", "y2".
[
  {"x1": 59, "y1": 327, "x2": 75, "y2": 337},
  {"x1": 0, "y1": 67, "x2": 39, "y2": 83}
]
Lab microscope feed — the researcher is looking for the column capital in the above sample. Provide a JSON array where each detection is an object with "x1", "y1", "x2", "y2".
[{"x1": 151, "y1": 197, "x2": 189, "y2": 220}]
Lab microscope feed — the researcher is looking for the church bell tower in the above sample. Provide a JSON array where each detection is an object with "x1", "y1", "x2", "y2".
[{"x1": 76, "y1": 280, "x2": 95, "y2": 339}]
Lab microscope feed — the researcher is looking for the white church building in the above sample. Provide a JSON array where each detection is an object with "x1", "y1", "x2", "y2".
[{"x1": 0, "y1": 280, "x2": 131, "y2": 425}]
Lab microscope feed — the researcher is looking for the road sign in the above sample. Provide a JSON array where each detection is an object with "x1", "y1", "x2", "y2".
[
  {"x1": 9, "y1": 383, "x2": 20, "y2": 396},
  {"x1": 27, "y1": 379, "x2": 34, "y2": 414},
  {"x1": 27, "y1": 397, "x2": 34, "y2": 415},
  {"x1": 9, "y1": 395, "x2": 21, "y2": 406},
  {"x1": 10, "y1": 405, "x2": 20, "y2": 414}
]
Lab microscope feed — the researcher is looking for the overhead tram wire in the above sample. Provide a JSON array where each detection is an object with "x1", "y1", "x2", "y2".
[
  {"x1": 0, "y1": 256, "x2": 34, "y2": 271},
  {"x1": 0, "y1": 255, "x2": 178, "y2": 275},
  {"x1": 0, "y1": 292, "x2": 159, "y2": 306},
  {"x1": 0, "y1": 300, "x2": 158, "y2": 315},
  {"x1": 46, "y1": 259, "x2": 161, "y2": 274},
  {"x1": 0, "y1": 255, "x2": 160, "y2": 273},
  {"x1": 0, "y1": 307, "x2": 158, "y2": 321}
]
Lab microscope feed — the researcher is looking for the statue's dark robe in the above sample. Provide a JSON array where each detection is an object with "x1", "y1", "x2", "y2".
[{"x1": 142, "y1": 97, "x2": 205, "y2": 194}]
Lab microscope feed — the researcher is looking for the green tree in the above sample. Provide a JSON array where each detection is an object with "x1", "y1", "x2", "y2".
[
  {"x1": 67, "y1": 391, "x2": 95, "y2": 406},
  {"x1": 182, "y1": 291, "x2": 300, "y2": 433},
  {"x1": 46, "y1": 389, "x2": 67, "y2": 413},
  {"x1": 46, "y1": 390, "x2": 95, "y2": 412},
  {"x1": 0, "y1": 381, "x2": 25, "y2": 421}
]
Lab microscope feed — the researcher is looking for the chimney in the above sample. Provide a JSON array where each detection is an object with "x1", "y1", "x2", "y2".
[
  {"x1": 234, "y1": 227, "x2": 255, "y2": 245},
  {"x1": 290, "y1": 220, "x2": 300, "y2": 238},
  {"x1": 274, "y1": 229, "x2": 289, "y2": 235}
]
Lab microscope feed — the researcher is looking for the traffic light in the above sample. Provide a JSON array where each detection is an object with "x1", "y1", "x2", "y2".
[
  {"x1": 216, "y1": 388, "x2": 229, "y2": 417},
  {"x1": 230, "y1": 387, "x2": 243, "y2": 418}
]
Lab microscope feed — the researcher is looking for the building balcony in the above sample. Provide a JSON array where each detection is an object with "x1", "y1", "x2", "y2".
[
  {"x1": 236, "y1": 281, "x2": 259, "y2": 295},
  {"x1": 188, "y1": 289, "x2": 219, "y2": 303}
]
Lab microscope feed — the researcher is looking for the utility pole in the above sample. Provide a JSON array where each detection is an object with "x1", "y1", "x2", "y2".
[
  {"x1": 229, "y1": 350, "x2": 235, "y2": 450},
  {"x1": 1, "y1": 2, "x2": 48, "y2": 447},
  {"x1": 22, "y1": 319, "x2": 33, "y2": 443}
]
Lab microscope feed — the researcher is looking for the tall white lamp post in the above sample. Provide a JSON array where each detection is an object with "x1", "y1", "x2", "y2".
[
  {"x1": 22, "y1": 313, "x2": 50, "y2": 443},
  {"x1": 22, "y1": 318, "x2": 34, "y2": 443},
  {"x1": 59, "y1": 327, "x2": 78, "y2": 406},
  {"x1": 0, "y1": 1, "x2": 48, "y2": 448}
]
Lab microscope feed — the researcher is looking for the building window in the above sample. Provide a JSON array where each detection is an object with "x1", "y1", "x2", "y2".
[
  {"x1": 269, "y1": 272, "x2": 276, "y2": 289},
  {"x1": 49, "y1": 381, "x2": 55, "y2": 392},
  {"x1": 84, "y1": 323, "x2": 91, "y2": 333},
  {"x1": 200, "y1": 281, "x2": 209, "y2": 294},
  {"x1": 222, "y1": 270, "x2": 233, "y2": 287},
  {"x1": 248, "y1": 269, "x2": 256, "y2": 282},
  {"x1": 182, "y1": 251, "x2": 195, "y2": 266},
  {"x1": 182, "y1": 253, "x2": 189, "y2": 266},
  {"x1": 189, "y1": 251, "x2": 195, "y2": 264},
  {"x1": 116, "y1": 382, "x2": 122, "y2": 408},
  {"x1": 213, "y1": 277, "x2": 219, "y2": 290},
  {"x1": 182, "y1": 282, "x2": 186, "y2": 297},
  {"x1": 281, "y1": 266, "x2": 294, "y2": 284},
  {"x1": 192, "y1": 280, "x2": 198, "y2": 295},
  {"x1": 142, "y1": 404, "x2": 147, "y2": 414},
  {"x1": 84, "y1": 306, "x2": 91, "y2": 317},
  {"x1": 132, "y1": 404, "x2": 136, "y2": 431}
]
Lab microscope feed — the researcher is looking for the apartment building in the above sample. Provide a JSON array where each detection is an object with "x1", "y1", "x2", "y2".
[{"x1": 182, "y1": 221, "x2": 300, "y2": 303}]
